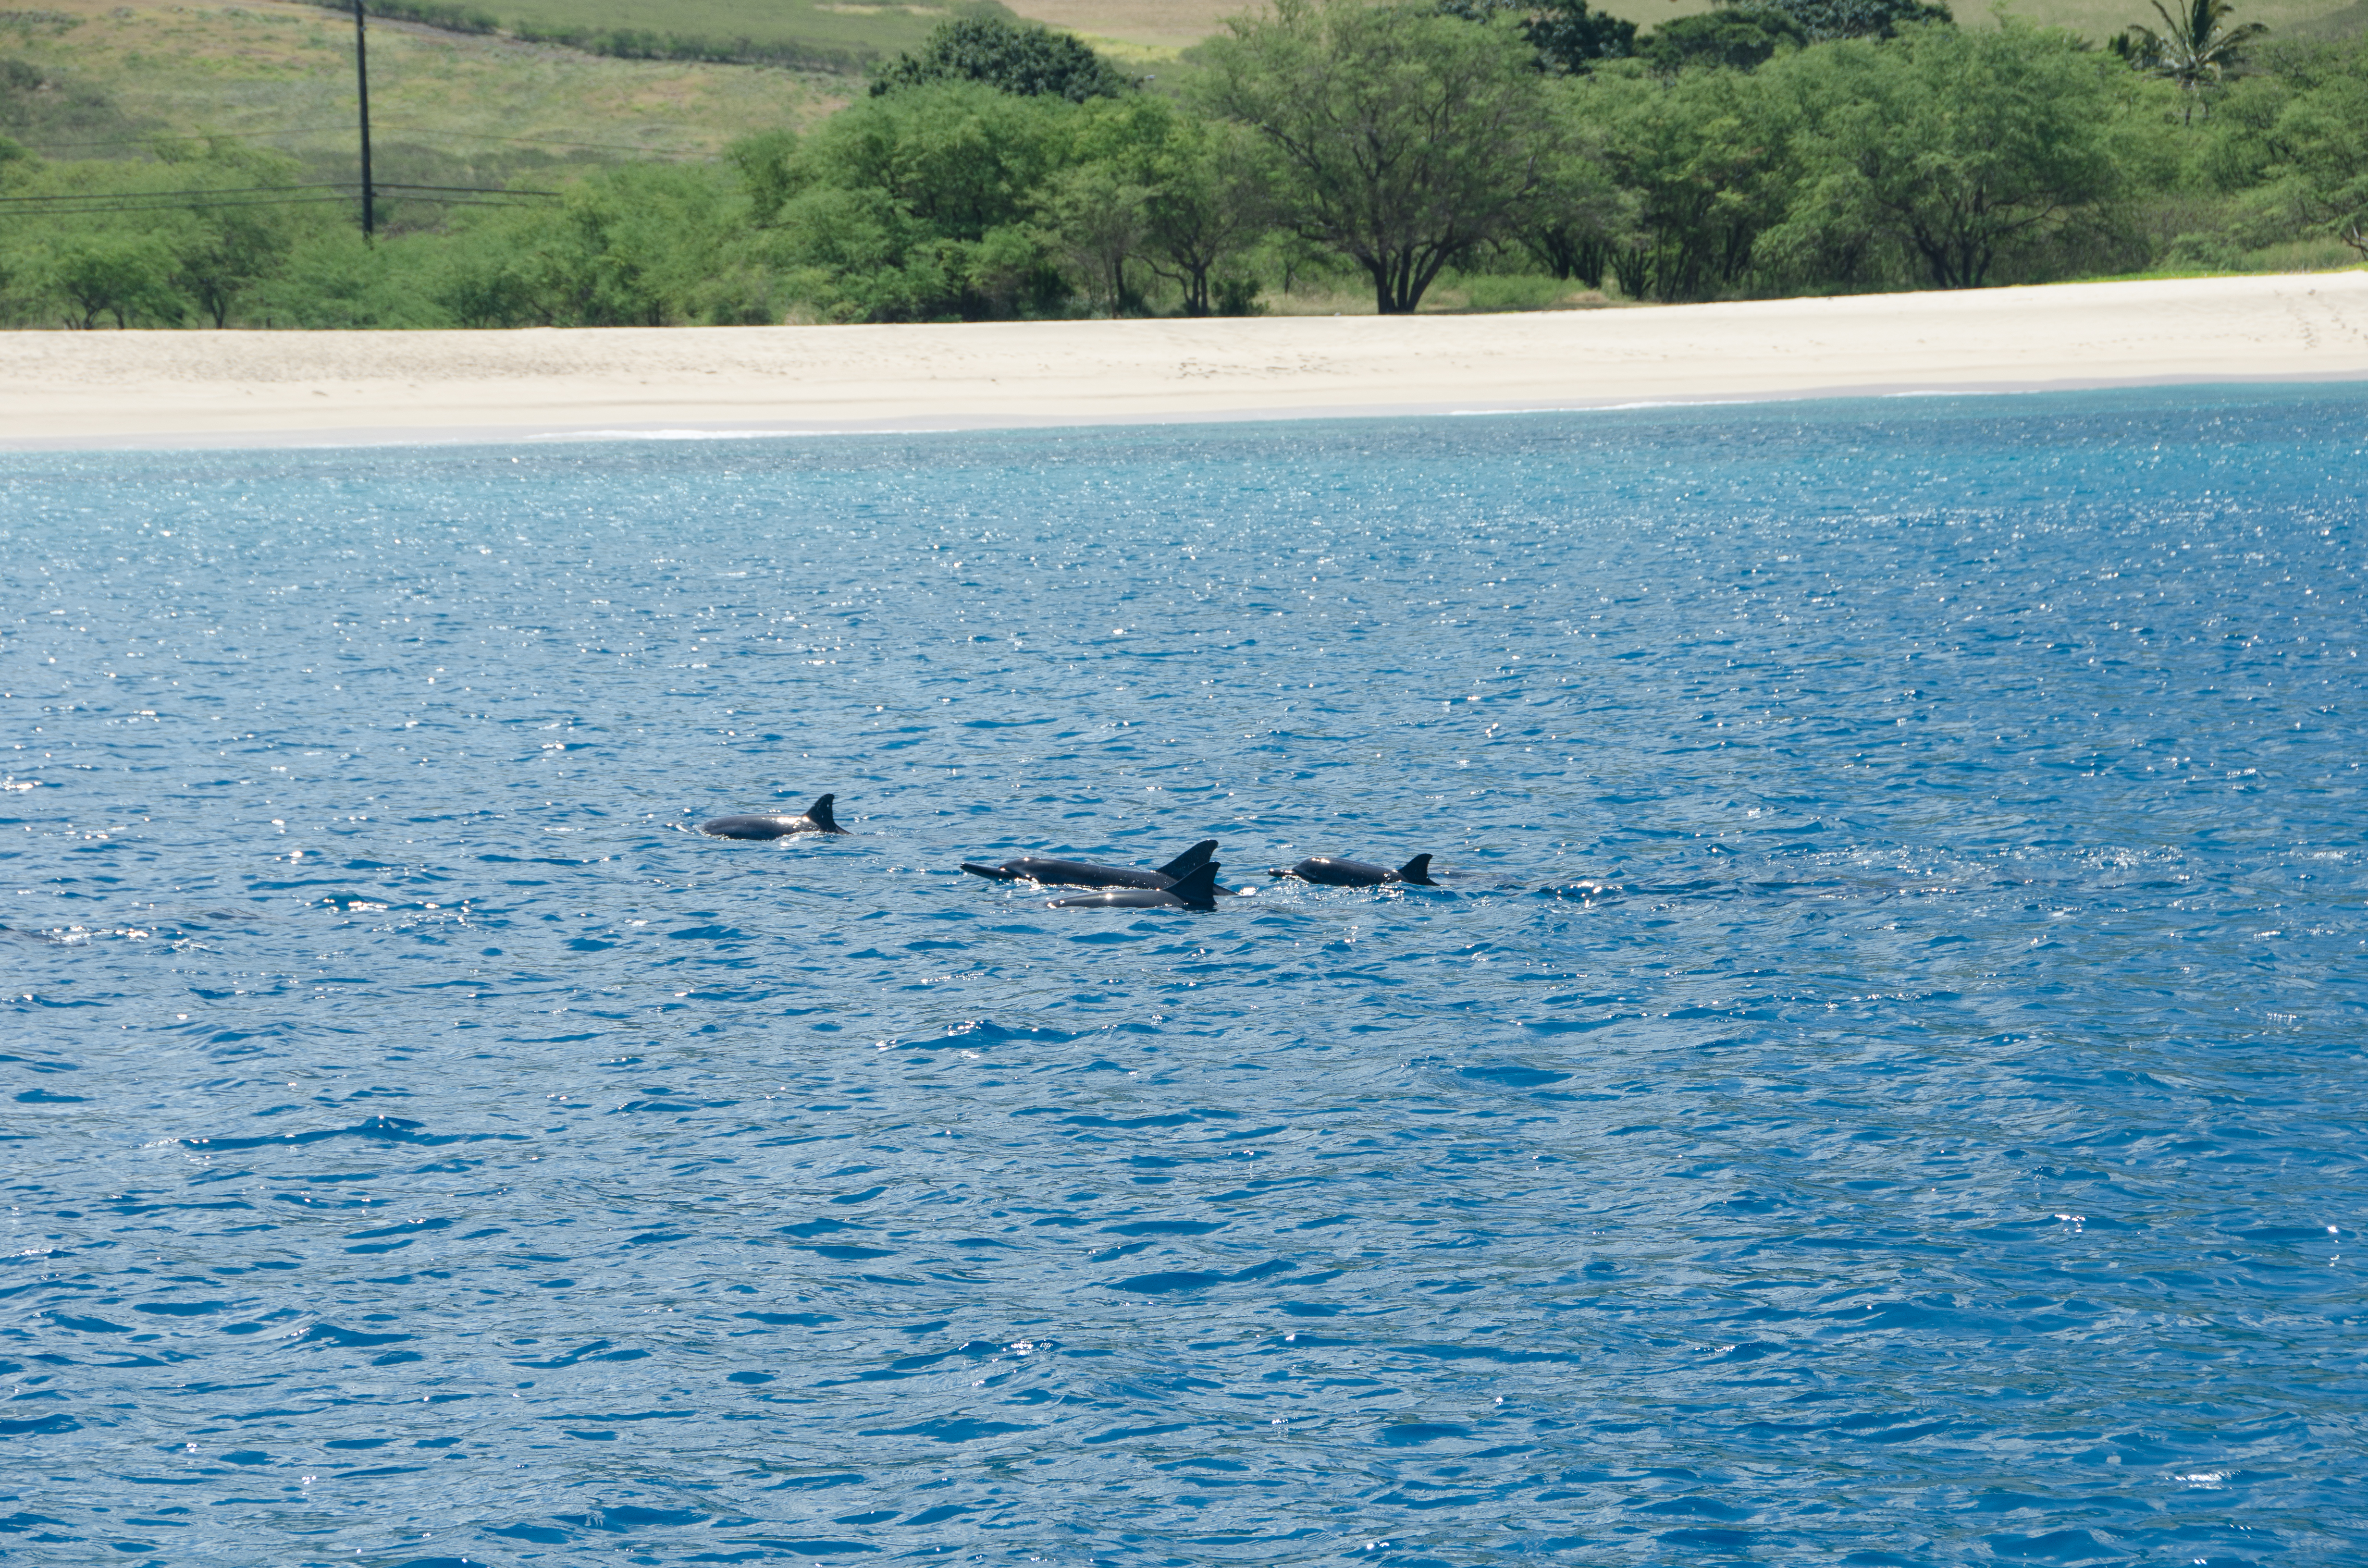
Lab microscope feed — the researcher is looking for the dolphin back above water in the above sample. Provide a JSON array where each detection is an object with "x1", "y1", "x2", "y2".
[
  {"x1": 1050, "y1": 861, "x2": 1223, "y2": 911},
  {"x1": 700, "y1": 794, "x2": 848, "y2": 839},
  {"x1": 1269, "y1": 852, "x2": 1437, "y2": 887},
  {"x1": 960, "y1": 839, "x2": 1216, "y2": 889}
]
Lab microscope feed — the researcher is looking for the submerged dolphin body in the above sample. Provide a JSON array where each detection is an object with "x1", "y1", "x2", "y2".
[
  {"x1": 700, "y1": 794, "x2": 848, "y2": 839},
  {"x1": 1050, "y1": 861, "x2": 1224, "y2": 911},
  {"x1": 1269, "y1": 852, "x2": 1437, "y2": 888},
  {"x1": 960, "y1": 839, "x2": 1215, "y2": 890}
]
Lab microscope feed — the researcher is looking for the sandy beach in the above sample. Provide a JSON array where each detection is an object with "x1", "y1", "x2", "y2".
[{"x1": 5, "y1": 271, "x2": 2366, "y2": 450}]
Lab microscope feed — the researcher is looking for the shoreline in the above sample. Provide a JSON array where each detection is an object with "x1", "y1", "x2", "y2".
[{"x1": 3, "y1": 272, "x2": 2365, "y2": 452}]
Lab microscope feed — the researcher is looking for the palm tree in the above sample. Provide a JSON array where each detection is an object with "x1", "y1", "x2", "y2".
[{"x1": 2113, "y1": 0, "x2": 2268, "y2": 121}]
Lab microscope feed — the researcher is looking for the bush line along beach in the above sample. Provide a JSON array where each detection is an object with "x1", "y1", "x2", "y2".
[{"x1": 0, "y1": 0, "x2": 2364, "y2": 330}]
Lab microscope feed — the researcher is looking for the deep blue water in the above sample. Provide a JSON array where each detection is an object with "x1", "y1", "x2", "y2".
[{"x1": 3, "y1": 385, "x2": 2364, "y2": 1568}]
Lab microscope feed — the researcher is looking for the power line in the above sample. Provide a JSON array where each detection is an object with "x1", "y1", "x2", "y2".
[
  {"x1": 377, "y1": 180, "x2": 559, "y2": 196},
  {"x1": 5, "y1": 196, "x2": 552, "y2": 214},
  {"x1": 0, "y1": 185, "x2": 556, "y2": 215},
  {"x1": 13, "y1": 127, "x2": 361, "y2": 150},
  {"x1": 0, "y1": 196, "x2": 371, "y2": 214},
  {"x1": 388, "y1": 124, "x2": 707, "y2": 156},
  {"x1": 0, "y1": 181, "x2": 550, "y2": 204},
  {"x1": 13, "y1": 123, "x2": 707, "y2": 156},
  {"x1": 0, "y1": 183, "x2": 358, "y2": 204}
]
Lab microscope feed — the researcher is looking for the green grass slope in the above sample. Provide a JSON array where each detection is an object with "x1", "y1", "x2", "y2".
[
  {"x1": 998, "y1": 0, "x2": 2363, "y2": 56},
  {"x1": 2282, "y1": 0, "x2": 2368, "y2": 36},
  {"x1": 1957, "y1": 0, "x2": 2363, "y2": 44},
  {"x1": 335, "y1": 0, "x2": 986, "y2": 72},
  {"x1": 491, "y1": 0, "x2": 955, "y2": 66},
  {"x1": 1, "y1": 0, "x2": 844, "y2": 184},
  {"x1": 5, "y1": 0, "x2": 2356, "y2": 185}
]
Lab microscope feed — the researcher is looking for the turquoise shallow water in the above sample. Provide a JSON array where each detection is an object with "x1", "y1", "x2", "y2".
[{"x1": 2, "y1": 386, "x2": 2364, "y2": 1567}]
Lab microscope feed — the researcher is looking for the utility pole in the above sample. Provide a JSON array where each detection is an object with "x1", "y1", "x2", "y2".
[{"x1": 354, "y1": 0, "x2": 375, "y2": 238}]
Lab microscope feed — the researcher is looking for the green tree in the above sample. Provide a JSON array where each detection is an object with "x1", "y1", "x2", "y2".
[
  {"x1": 173, "y1": 204, "x2": 294, "y2": 328},
  {"x1": 1140, "y1": 117, "x2": 1274, "y2": 315},
  {"x1": 435, "y1": 163, "x2": 768, "y2": 327},
  {"x1": 432, "y1": 241, "x2": 540, "y2": 329},
  {"x1": 1769, "y1": 23, "x2": 2136, "y2": 288},
  {"x1": 872, "y1": 14, "x2": 1132, "y2": 103},
  {"x1": 1, "y1": 155, "x2": 196, "y2": 327},
  {"x1": 155, "y1": 142, "x2": 312, "y2": 328},
  {"x1": 806, "y1": 81, "x2": 1072, "y2": 244},
  {"x1": 1036, "y1": 92, "x2": 1169, "y2": 314},
  {"x1": 0, "y1": 140, "x2": 339, "y2": 328},
  {"x1": 1037, "y1": 161, "x2": 1150, "y2": 315},
  {"x1": 728, "y1": 128, "x2": 802, "y2": 227},
  {"x1": 1642, "y1": 8, "x2": 1807, "y2": 73},
  {"x1": 1196, "y1": 0, "x2": 1562, "y2": 313},
  {"x1": 47, "y1": 233, "x2": 182, "y2": 328},
  {"x1": 2256, "y1": 40, "x2": 2368, "y2": 252},
  {"x1": 2113, "y1": 0, "x2": 2267, "y2": 118},
  {"x1": 1753, "y1": 0, "x2": 1952, "y2": 43},
  {"x1": 767, "y1": 82, "x2": 1074, "y2": 320},
  {"x1": 1524, "y1": 0, "x2": 1640, "y2": 69},
  {"x1": 242, "y1": 229, "x2": 445, "y2": 328},
  {"x1": 1437, "y1": 0, "x2": 1638, "y2": 71},
  {"x1": 1574, "y1": 61, "x2": 1800, "y2": 299},
  {"x1": 1046, "y1": 93, "x2": 1274, "y2": 316},
  {"x1": 1514, "y1": 85, "x2": 1633, "y2": 287}
]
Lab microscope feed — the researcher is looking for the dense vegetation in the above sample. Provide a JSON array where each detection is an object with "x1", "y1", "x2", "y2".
[{"x1": 1, "y1": 0, "x2": 2362, "y2": 328}]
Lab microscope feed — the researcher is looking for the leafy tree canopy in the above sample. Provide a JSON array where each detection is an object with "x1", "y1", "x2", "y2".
[
  {"x1": 1436, "y1": 0, "x2": 1638, "y2": 70},
  {"x1": 1643, "y1": 7, "x2": 1809, "y2": 72},
  {"x1": 1200, "y1": 0, "x2": 1562, "y2": 312},
  {"x1": 1739, "y1": 0, "x2": 1952, "y2": 43},
  {"x1": 1765, "y1": 23, "x2": 2129, "y2": 289},
  {"x1": 871, "y1": 12, "x2": 1133, "y2": 103}
]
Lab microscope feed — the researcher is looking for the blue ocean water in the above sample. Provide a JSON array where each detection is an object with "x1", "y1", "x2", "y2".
[{"x1": 2, "y1": 385, "x2": 2363, "y2": 1568}]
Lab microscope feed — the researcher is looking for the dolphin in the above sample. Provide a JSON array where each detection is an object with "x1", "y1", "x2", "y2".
[
  {"x1": 960, "y1": 839, "x2": 1215, "y2": 890},
  {"x1": 700, "y1": 794, "x2": 848, "y2": 839},
  {"x1": 1268, "y1": 852, "x2": 1437, "y2": 887},
  {"x1": 1050, "y1": 861, "x2": 1224, "y2": 912}
]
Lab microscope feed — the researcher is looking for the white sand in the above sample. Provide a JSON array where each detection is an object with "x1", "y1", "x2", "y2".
[{"x1": 4, "y1": 272, "x2": 2366, "y2": 450}]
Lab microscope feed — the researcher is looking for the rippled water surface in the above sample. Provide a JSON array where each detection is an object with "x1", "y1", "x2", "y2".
[{"x1": 5, "y1": 386, "x2": 2365, "y2": 1567}]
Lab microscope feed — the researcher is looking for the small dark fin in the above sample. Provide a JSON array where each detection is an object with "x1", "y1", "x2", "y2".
[
  {"x1": 1167, "y1": 861, "x2": 1222, "y2": 910},
  {"x1": 1395, "y1": 853, "x2": 1437, "y2": 886},
  {"x1": 960, "y1": 862, "x2": 1017, "y2": 882},
  {"x1": 1155, "y1": 839, "x2": 1219, "y2": 880},
  {"x1": 804, "y1": 794, "x2": 843, "y2": 833}
]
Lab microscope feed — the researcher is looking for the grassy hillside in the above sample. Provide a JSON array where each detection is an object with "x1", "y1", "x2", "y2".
[
  {"x1": 1941, "y1": 0, "x2": 2364, "y2": 44},
  {"x1": 0, "y1": 0, "x2": 844, "y2": 186},
  {"x1": 473, "y1": 0, "x2": 962, "y2": 70},
  {"x1": 1000, "y1": 0, "x2": 1238, "y2": 61},
  {"x1": 2283, "y1": 0, "x2": 2368, "y2": 35},
  {"x1": 996, "y1": 0, "x2": 2366, "y2": 59},
  {"x1": 3, "y1": 0, "x2": 2357, "y2": 183}
]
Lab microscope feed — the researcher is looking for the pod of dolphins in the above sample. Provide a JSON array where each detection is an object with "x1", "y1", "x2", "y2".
[{"x1": 698, "y1": 795, "x2": 1440, "y2": 912}]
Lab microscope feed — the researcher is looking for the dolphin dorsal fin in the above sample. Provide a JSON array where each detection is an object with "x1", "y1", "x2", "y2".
[
  {"x1": 1396, "y1": 853, "x2": 1436, "y2": 885},
  {"x1": 1167, "y1": 861, "x2": 1221, "y2": 909},
  {"x1": 804, "y1": 794, "x2": 839, "y2": 831},
  {"x1": 1156, "y1": 839, "x2": 1219, "y2": 879}
]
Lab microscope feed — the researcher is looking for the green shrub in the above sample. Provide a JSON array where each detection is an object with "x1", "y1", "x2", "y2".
[{"x1": 870, "y1": 14, "x2": 1131, "y2": 102}]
